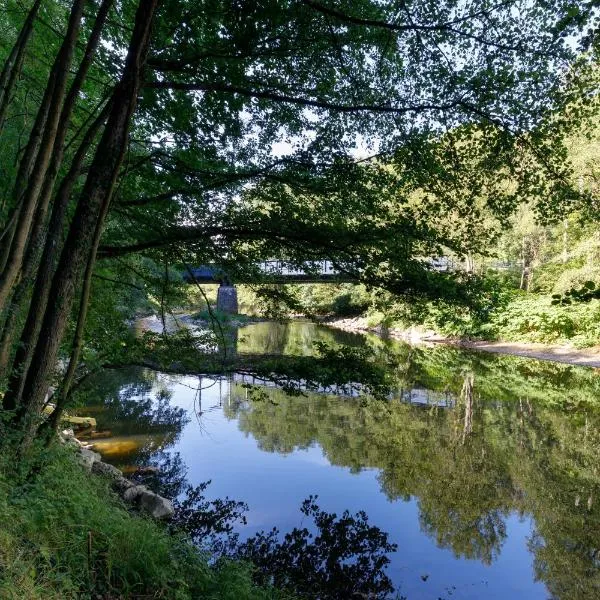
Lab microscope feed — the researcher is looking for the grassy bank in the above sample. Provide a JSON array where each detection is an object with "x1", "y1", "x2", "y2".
[{"x1": 0, "y1": 441, "x2": 286, "y2": 600}]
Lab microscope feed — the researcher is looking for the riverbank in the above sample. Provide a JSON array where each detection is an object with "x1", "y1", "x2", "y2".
[
  {"x1": 0, "y1": 439, "x2": 284, "y2": 599},
  {"x1": 326, "y1": 316, "x2": 600, "y2": 368}
]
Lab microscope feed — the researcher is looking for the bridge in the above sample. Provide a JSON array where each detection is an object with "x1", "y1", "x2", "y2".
[
  {"x1": 184, "y1": 256, "x2": 522, "y2": 313},
  {"x1": 183, "y1": 258, "x2": 461, "y2": 285},
  {"x1": 183, "y1": 258, "x2": 458, "y2": 313},
  {"x1": 183, "y1": 260, "x2": 355, "y2": 284},
  {"x1": 184, "y1": 261, "x2": 352, "y2": 313}
]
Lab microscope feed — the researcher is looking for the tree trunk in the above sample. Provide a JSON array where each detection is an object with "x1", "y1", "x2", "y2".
[
  {"x1": 0, "y1": 82, "x2": 53, "y2": 270},
  {"x1": 11, "y1": 0, "x2": 158, "y2": 445},
  {"x1": 0, "y1": 279, "x2": 26, "y2": 372},
  {"x1": 23, "y1": 0, "x2": 114, "y2": 270},
  {"x1": 47, "y1": 215, "x2": 105, "y2": 431},
  {"x1": 0, "y1": 0, "x2": 43, "y2": 135},
  {"x1": 519, "y1": 236, "x2": 527, "y2": 290},
  {"x1": 0, "y1": 0, "x2": 114, "y2": 371},
  {"x1": 0, "y1": 0, "x2": 86, "y2": 311},
  {"x1": 1, "y1": 101, "x2": 110, "y2": 394},
  {"x1": 461, "y1": 372, "x2": 474, "y2": 444},
  {"x1": 464, "y1": 254, "x2": 474, "y2": 273},
  {"x1": 562, "y1": 219, "x2": 568, "y2": 264}
]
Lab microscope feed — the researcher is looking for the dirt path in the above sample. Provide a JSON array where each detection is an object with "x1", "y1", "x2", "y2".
[{"x1": 326, "y1": 317, "x2": 600, "y2": 368}]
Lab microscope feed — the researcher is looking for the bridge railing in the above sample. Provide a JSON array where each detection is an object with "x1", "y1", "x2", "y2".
[
  {"x1": 258, "y1": 260, "x2": 338, "y2": 276},
  {"x1": 184, "y1": 257, "x2": 523, "y2": 284}
]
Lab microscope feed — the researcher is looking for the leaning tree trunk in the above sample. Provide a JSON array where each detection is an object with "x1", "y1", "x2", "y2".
[
  {"x1": 0, "y1": 76, "x2": 53, "y2": 267},
  {"x1": 47, "y1": 214, "x2": 105, "y2": 432},
  {"x1": 0, "y1": 0, "x2": 114, "y2": 372},
  {"x1": 10, "y1": 0, "x2": 159, "y2": 446},
  {"x1": 0, "y1": 102, "x2": 111, "y2": 377},
  {"x1": 0, "y1": 0, "x2": 85, "y2": 311},
  {"x1": 0, "y1": 0, "x2": 43, "y2": 135},
  {"x1": 21, "y1": 0, "x2": 114, "y2": 269}
]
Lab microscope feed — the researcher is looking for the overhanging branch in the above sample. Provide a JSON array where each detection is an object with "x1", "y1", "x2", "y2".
[{"x1": 144, "y1": 80, "x2": 464, "y2": 115}]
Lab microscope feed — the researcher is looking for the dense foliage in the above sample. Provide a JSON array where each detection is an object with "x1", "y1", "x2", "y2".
[
  {"x1": 0, "y1": 0, "x2": 598, "y2": 598},
  {"x1": 0, "y1": 0, "x2": 597, "y2": 440}
]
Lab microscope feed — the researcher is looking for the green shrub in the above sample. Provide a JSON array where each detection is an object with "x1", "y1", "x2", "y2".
[
  {"x1": 0, "y1": 443, "x2": 286, "y2": 600},
  {"x1": 487, "y1": 294, "x2": 600, "y2": 346},
  {"x1": 364, "y1": 288, "x2": 600, "y2": 347}
]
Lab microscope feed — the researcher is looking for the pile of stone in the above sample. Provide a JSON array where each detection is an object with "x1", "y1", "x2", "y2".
[{"x1": 60, "y1": 429, "x2": 174, "y2": 520}]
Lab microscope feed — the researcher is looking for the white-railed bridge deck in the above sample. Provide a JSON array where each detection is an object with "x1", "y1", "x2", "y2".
[{"x1": 184, "y1": 257, "x2": 458, "y2": 284}]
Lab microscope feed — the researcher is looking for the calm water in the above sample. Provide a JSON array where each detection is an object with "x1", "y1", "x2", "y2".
[{"x1": 77, "y1": 321, "x2": 600, "y2": 600}]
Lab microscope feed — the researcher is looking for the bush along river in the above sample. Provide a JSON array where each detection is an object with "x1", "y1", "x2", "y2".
[{"x1": 74, "y1": 320, "x2": 600, "y2": 600}]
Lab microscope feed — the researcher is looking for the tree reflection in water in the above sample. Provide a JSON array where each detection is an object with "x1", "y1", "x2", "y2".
[
  {"x1": 76, "y1": 337, "x2": 600, "y2": 599},
  {"x1": 225, "y1": 344, "x2": 600, "y2": 599},
  {"x1": 73, "y1": 367, "x2": 189, "y2": 465}
]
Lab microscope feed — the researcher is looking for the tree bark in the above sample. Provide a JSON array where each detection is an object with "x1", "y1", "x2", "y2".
[
  {"x1": 10, "y1": 0, "x2": 158, "y2": 444},
  {"x1": 23, "y1": 0, "x2": 114, "y2": 271},
  {"x1": 461, "y1": 372, "x2": 474, "y2": 444},
  {"x1": 0, "y1": 0, "x2": 43, "y2": 135},
  {"x1": 0, "y1": 79, "x2": 53, "y2": 271},
  {"x1": 47, "y1": 214, "x2": 105, "y2": 431},
  {"x1": 519, "y1": 236, "x2": 527, "y2": 290},
  {"x1": 0, "y1": 0, "x2": 114, "y2": 371},
  {"x1": 562, "y1": 219, "x2": 568, "y2": 264},
  {"x1": 0, "y1": 0, "x2": 86, "y2": 311},
  {"x1": 1, "y1": 101, "x2": 110, "y2": 394}
]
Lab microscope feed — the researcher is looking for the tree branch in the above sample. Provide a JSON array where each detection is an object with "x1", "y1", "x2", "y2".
[
  {"x1": 300, "y1": 0, "x2": 558, "y2": 56},
  {"x1": 144, "y1": 80, "x2": 463, "y2": 115}
]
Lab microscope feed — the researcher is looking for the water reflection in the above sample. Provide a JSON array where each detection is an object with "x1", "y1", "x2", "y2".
[
  {"x1": 75, "y1": 323, "x2": 600, "y2": 599},
  {"x1": 237, "y1": 320, "x2": 365, "y2": 355},
  {"x1": 77, "y1": 367, "x2": 189, "y2": 464}
]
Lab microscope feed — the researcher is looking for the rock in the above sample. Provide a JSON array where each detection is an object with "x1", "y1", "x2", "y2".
[
  {"x1": 132, "y1": 465, "x2": 160, "y2": 475},
  {"x1": 138, "y1": 490, "x2": 174, "y2": 519},
  {"x1": 61, "y1": 435, "x2": 81, "y2": 449},
  {"x1": 59, "y1": 428, "x2": 82, "y2": 448},
  {"x1": 123, "y1": 484, "x2": 148, "y2": 502},
  {"x1": 78, "y1": 447, "x2": 101, "y2": 470},
  {"x1": 65, "y1": 415, "x2": 97, "y2": 429},
  {"x1": 92, "y1": 460, "x2": 122, "y2": 479},
  {"x1": 113, "y1": 477, "x2": 135, "y2": 494},
  {"x1": 78, "y1": 448, "x2": 174, "y2": 521},
  {"x1": 120, "y1": 483, "x2": 174, "y2": 519},
  {"x1": 61, "y1": 428, "x2": 75, "y2": 439}
]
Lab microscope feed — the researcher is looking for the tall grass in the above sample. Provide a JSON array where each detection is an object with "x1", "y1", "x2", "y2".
[{"x1": 0, "y1": 441, "x2": 288, "y2": 599}]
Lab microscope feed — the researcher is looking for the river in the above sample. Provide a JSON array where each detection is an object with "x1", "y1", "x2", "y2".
[{"x1": 76, "y1": 320, "x2": 600, "y2": 600}]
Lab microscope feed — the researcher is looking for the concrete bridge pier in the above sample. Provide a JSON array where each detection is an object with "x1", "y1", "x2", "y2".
[{"x1": 216, "y1": 284, "x2": 238, "y2": 314}]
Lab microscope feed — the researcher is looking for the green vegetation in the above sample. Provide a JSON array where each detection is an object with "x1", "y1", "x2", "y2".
[
  {"x1": 0, "y1": 441, "x2": 286, "y2": 600},
  {"x1": 228, "y1": 126, "x2": 600, "y2": 346},
  {"x1": 0, "y1": 0, "x2": 598, "y2": 598},
  {"x1": 266, "y1": 197, "x2": 600, "y2": 345},
  {"x1": 0, "y1": 0, "x2": 597, "y2": 442},
  {"x1": 364, "y1": 289, "x2": 600, "y2": 345}
]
